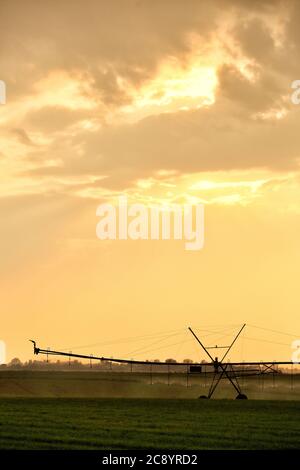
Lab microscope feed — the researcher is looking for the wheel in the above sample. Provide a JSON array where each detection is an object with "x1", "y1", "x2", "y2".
[
  {"x1": 236, "y1": 393, "x2": 248, "y2": 399},
  {"x1": 199, "y1": 395, "x2": 208, "y2": 399}
]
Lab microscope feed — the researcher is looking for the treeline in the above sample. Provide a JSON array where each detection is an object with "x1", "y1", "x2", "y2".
[
  {"x1": 1, "y1": 358, "x2": 298, "y2": 373},
  {"x1": 0, "y1": 357, "x2": 196, "y2": 372}
]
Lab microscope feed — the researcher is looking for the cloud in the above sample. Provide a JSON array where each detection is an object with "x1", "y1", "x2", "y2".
[
  {"x1": 217, "y1": 64, "x2": 285, "y2": 112},
  {"x1": 0, "y1": 0, "x2": 220, "y2": 104},
  {"x1": 21, "y1": 94, "x2": 300, "y2": 191},
  {"x1": 10, "y1": 128, "x2": 36, "y2": 147},
  {"x1": 23, "y1": 106, "x2": 93, "y2": 134},
  {"x1": 2, "y1": 0, "x2": 300, "y2": 194}
]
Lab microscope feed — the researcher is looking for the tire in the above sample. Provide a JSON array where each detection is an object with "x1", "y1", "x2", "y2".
[{"x1": 236, "y1": 393, "x2": 248, "y2": 399}]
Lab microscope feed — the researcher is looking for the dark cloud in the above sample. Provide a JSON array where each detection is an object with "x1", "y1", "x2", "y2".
[
  {"x1": 10, "y1": 128, "x2": 36, "y2": 146},
  {"x1": 217, "y1": 64, "x2": 285, "y2": 112},
  {"x1": 0, "y1": 0, "x2": 219, "y2": 103}
]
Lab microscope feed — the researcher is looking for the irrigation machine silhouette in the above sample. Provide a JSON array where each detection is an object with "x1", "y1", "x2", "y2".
[{"x1": 31, "y1": 324, "x2": 294, "y2": 399}]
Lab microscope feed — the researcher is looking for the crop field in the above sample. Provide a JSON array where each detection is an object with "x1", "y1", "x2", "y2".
[
  {"x1": 0, "y1": 398, "x2": 299, "y2": 450},
  {"x1": 0, "y1": 371, "x2": 299, "y2": 449}
]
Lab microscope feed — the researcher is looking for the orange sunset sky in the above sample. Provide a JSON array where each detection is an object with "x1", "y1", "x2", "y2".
[{"x1": 1, "y1": 0, "x2": 300, "y2": 363}]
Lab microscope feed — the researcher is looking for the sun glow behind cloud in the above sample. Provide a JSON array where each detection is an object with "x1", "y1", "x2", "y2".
[{"x1": 121, "y1": 59, "x2": 217, "y2": 121}]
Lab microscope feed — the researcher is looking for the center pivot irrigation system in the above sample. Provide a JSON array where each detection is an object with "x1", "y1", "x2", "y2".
[{"x1": 30, "y1": 324, "x2": 294, "y2": 399}]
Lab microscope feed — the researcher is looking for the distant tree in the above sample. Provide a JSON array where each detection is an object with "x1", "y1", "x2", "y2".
[
  {"x1": 9, "y1": 358, "x2": 22, "y2": 369},
  {"x1": 183, "y1": 359, "x2": 193, "y2": 363},
  {"x1": 165, "y1": 358, "x2": 177, "y2": 363}
]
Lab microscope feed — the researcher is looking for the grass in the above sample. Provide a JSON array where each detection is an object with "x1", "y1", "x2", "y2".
[
  {"x1": 0, "y1": 371, "x2": 299, "y2": 449},
  {"x1": 0, "y1": 398, "x2": 299, "y2": 450}
]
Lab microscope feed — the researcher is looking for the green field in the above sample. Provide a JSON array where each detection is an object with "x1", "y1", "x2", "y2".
[
  {"x1": 0, "y1": 371, "x2": 299, "y2": 449},
  {"x1": 0, "y1": 398, "x2": 299, "y2": 449}
]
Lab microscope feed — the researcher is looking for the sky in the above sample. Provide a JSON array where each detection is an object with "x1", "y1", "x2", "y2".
[{"x1": 1, "y1": 0, "x2": 300, "y2": 363}]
